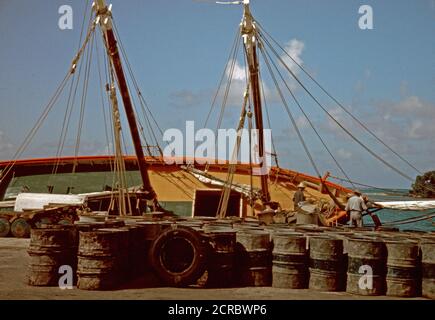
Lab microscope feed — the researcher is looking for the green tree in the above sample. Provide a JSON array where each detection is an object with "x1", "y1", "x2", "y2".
[{"x1": 411, "y1": 171, "x2": 435, "y2": 198}]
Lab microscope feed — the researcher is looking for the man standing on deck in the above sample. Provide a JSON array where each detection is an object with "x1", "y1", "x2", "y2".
[
  {"x1": 345, "y1": 190, "x2": 367, "y2": 227},
  {"x1": 293, "y1": 183, "x2": 306, "y2": 211}
]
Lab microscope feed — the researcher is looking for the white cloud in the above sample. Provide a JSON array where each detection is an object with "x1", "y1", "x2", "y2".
[
  {"x1": 337, "y1": 148, "x2": 352, "y2": 160},
  {"x1": 281, "y1": 39, "x2": 305, "y2": 75},
  {"x1": 296, "y1": 116, "x2": 309, "y2": 129},
  {"x1": 231, "y1": 60, "x2": 246, "y2": 81},
  {"x1": 319, "y1": 94, "x2": 435, "y2": 166}
]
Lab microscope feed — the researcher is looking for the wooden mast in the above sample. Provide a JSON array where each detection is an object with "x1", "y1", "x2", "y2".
[
  {"x1": 241, "y1": 0, "x2": 270, "y2": 203},
  {"x1": 94, "y1": 0, "x2": 156, "y2": 201}
]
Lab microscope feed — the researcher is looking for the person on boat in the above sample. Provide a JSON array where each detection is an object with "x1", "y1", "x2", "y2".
[
  {"x1": 293, "y1": 182, "x2": 306, "y2": 211},
  {"x1": 345, "y1": 189, "x2": 367, "y2": 227}
]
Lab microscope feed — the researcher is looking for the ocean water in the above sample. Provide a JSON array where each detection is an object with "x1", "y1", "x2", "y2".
[
  {"x1": 4, "y1": 174, "x2": 434, "y2": 232},
  {"x1": 362, "y1": 189, "x2": 434, "y2": 232}
]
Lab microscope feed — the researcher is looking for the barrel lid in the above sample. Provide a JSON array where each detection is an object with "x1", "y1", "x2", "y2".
[
  {"x1": 272, "y1": 231, "x2": 305, "y2": 238},
  {"x1": 96, "y1": 227, "x2": 130, "y2": 233},
  {"x1": 236, "y1": 229, "x2": 269, "y2": 236},
  {"x1": 203, "y1": 227, "x2": 236, "y2": 234}
]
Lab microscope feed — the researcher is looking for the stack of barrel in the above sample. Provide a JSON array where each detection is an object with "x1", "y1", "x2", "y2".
[
  {"x1": 235, "y1": 229, "x2": 272, "y2": 286},
  {"x1": 28, "y1": 225, "x2": 78, "y2": 286},
  {"x1": 24, "y1": 216, "x2": 435, "y2": 298}
]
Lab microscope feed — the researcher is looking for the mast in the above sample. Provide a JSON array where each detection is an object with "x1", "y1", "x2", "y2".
[
  {"x1": 240, "y1": 0, "x2": 270, "y2": 202},
  {"x1": 94, "y1": 0, "x2": 156, "y2": 201}
]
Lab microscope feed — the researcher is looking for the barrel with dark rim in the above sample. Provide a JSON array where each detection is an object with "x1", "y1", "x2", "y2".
[
  {"x1": 204, "y1": 227, "x2": 237, "y2": 288},
  {"x1": 11, "y1": 217, "x2": 31, "y2": 238},
  {"x1": 77, "y1": 227, "x2": 129, "y2": 290},
  {"x1": 235, "y1": 229, "x2": 272, "y2": 287},
  {"x1": 346, "y1": 236, "x2": 386, "y2": 296},
  {"x1": 421, "y1": 237, "x2": 435, "y2": 299},
  {"x1": 0, "y1": 216, "x2": 10, "y2": 237},
  {"x1": 272, "y1": 232, "x2": 308, "y2": 289},
  {"x1": 149, "y1": 225, "x2": 208, "y2": 287},
  {"x1": 385, "y1": 239, "x2": 420, "y2": 297},
  {"x1": 28, "y1": 225, "x2": 78, "y2": 286},
  {"x1": 308, "y1": 235, "x2": 345, "y2": 291}
]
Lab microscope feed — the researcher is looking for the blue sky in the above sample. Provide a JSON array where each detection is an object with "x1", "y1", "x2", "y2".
[{"x1": 0, "y1": 0, "x2": 434, "y2": 189}]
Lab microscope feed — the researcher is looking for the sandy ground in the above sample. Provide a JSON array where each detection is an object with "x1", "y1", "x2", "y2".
[{"x1": 0, "y1": 238, "x2": 428, "y2": 300}]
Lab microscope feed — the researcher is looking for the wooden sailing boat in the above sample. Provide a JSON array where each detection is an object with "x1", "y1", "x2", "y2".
[
  {"x1": 0, "y1": 0, "x2": 349, "y2": 238},
  {"x1": 1, "y1": 1, "x2": 432, "y2": 237}
]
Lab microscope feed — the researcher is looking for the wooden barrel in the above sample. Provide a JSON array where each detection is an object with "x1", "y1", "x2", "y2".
[
  {"x1": 421, "y1": 238, "x2": 435, "y2": 299},
  {"x1": 77, "y1": 228, "x2": 129, "y2": 290},
  {"x1": 28, "y1": 226, "x2": 77, "y2": 286},
  {"x1": 11, "y1": 217, "x2": 31, "y2": 238},
  {"x1": 385, "y1": 239, "x2": 420, "y2": 297},
  {"x1": 204, "y1": 228, "x2": 236, "y2": 288},
  {"x1": 346, "y1": 236, "x2": 386, "y2": 296},
  {"x1": 0, "y1": 216, "x2": 10, "y2": 237},
  {"x1": 235, "y1": 230, "x2": 271, "y2": 287},
  {"x1": 272, "y1": 232, "x2": 308, "y2": 289},
  {"x1": 308, "y1": 236, "x2": 345, "y2": 291}
]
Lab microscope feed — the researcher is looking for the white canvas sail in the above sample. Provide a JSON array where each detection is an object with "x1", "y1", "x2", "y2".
[{"x1": 375, "y1": 200, "x2": 435, "y2": 211}]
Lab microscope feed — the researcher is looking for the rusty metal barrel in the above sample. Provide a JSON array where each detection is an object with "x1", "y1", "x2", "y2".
[
  {"x1": 272, "y1": 232, "x2": 308, "y2": 289},
  {"x1": 11, "y1": 217, "x2": 31, "y2": 238},
  {"x1": 235, "y1": 230, "x2": 272, "y2": 287},
  {"x1": 308, "y1": 235, "x2": 345, "y2": 291},
  {"x1": 421, "y1": 238, "x2": 435, "y2": 299},
  {"x1": 0, "y1": 216, "x2": 10, "y2": 237},
  {"x1": 204, "y1": 227, "x2": 237, "y2": 288},
  {"x1": 77, "y1": 228, "x2": 129, "y2": 290},
  {"x1": 385, "y1": 239, "x2": 420, "y2": 297},
  {"x1": 28, "y1": 225, "x2": 78, "y2": 286},
  {"x1": 346, "y1": 236, "x2": 386, "y2": 296}
]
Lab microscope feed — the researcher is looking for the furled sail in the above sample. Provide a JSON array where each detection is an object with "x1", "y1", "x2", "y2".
[
  {"x1": 181, "y1": 166, "x2": 262, "y2": 200},
  {"x1": 375, "y1": 200, "x2": 435, "y2": 211}
]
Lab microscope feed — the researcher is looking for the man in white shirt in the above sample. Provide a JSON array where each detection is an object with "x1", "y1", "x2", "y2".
[{"x1": 345, "y1": 190, "x2": 367, "y2": 227}]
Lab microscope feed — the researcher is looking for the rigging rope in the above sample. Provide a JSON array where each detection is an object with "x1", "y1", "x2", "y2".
[
  {"x1": 0, "y1": 72, "x2": 72, "y2": 185},
  {"x1": 259, "y1": 42, "x2": 322, "y2": 178},
  {"x1": 255, "y1": 21, "x2": 424, "y2": 176},
  {"x1": 329, "y1": 175, "x2": 409, "y2": 195},
  {"x1": 258, "y1": 66, "x2": 279, "y2": 168},
  {"x1": 204, "y1": 26, "x2": 242, "y2": 128},
  {"x1": 112, "y1": 19, "x2": 164, "y2": 156},
  {"x1": 258, "y1": 32, "x2": 417, "y2": 184},
  {"x1": 258, "y1": 36, "x2": 356, "y2": 189},
  {"x1": 204, "y1": 29, "x2": 242, "y2": 173}
]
